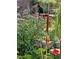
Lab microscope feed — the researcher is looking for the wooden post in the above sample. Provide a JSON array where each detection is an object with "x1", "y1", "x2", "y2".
[
  {"x1": 45, "y1": 2, "x2": 50, "y2": 59},
  {"x1": 46, "y1": 15, "x2": 49, "y2": 32}
]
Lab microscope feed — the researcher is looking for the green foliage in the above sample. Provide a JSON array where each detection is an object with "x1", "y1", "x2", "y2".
[
  {"x1": 17, "y1": 55, "x2": 24, "y2": 59},
  {"x1": 34, "y1": 48, "x2": 46, "y2": 54},
  {"x1": 37, "y1": 0, "x2": 56, "y2": 3},
  {"x1": 44, "y1": 55, "x2": 54, "y2": 59},
  {"x1": 17, "y1": 15, "x2": 46, "y2": 56},
  {"x1": 24, "y1": 54, "x2": 32, "y2": 59},
  {"x1": 54, "y1": 6, "x2": 61, "y2": 40},
  {"x1": 17, "y1": 0, "x2": 61, "y2": 58}
]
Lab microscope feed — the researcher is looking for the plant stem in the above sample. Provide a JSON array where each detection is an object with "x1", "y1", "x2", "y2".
[
  {"x1": 41, "y1": 48, "x2": 43, "y2": 59},
  {"x1": 54, "y1": 54, "x2": 55, "y2": 59},
  {"x1": 45, "y1": 2, "x2": 50, "y2": 59},
  {"x1": 46, "y1": 38, "x2": 48, "y2": 59}
]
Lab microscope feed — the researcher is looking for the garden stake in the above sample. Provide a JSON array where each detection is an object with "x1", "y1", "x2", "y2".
[{"x1": 45, "y1": 2, "x2": 50, "y2": 59}]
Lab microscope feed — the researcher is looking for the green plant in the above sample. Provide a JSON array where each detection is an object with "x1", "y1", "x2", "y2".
[
  {"x1": 17, "y1": 55, "x2": 24, "y2": 59},
  {"x1": 54, "y1": 6, "x2": 61, "y2": 40},
  {"x1": 17, "y1": 0, "x2": 61, "y2": 59},
  {"x1": 24, "y1": 54, "x2": 32, "y2": 59},
  {"x1": 17, "y1": 15, "x2": 46, "y2": 56}
]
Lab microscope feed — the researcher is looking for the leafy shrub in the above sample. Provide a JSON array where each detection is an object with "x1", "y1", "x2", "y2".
[{"x1": 17, "y1": 15, "x2": 46, "y2": 56}]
